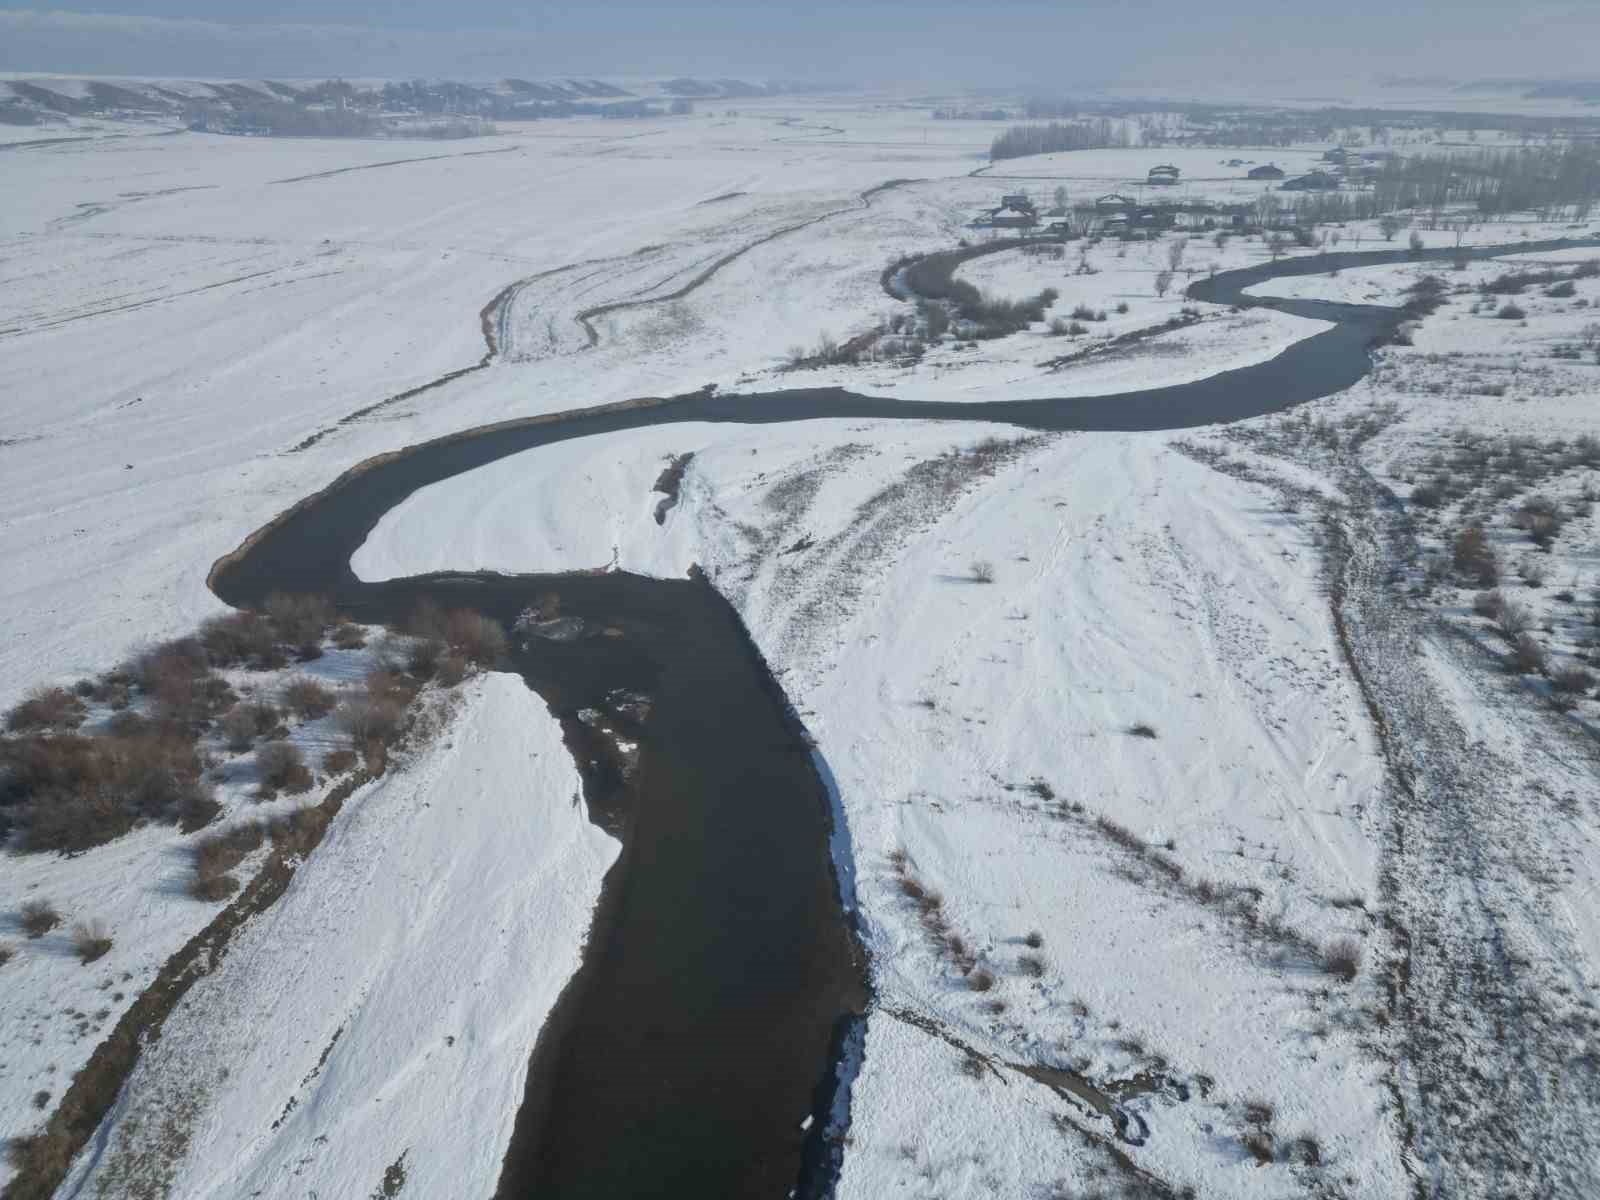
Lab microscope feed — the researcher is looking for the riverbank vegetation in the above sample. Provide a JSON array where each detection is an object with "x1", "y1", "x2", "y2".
[{"x1": 0, "y1": 595, "x2": 510, "y2": 859}]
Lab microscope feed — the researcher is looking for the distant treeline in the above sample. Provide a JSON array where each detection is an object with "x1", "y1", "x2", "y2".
[{"x1": 989, "y1": 119, "x2": 1131, "y2": 160}]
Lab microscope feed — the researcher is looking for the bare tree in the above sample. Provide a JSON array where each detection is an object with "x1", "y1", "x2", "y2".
[
  {"x1": 1266, "y1": 233, "x2": 1289, "y2": 261},
  {"x1": 1052, "y1": 184, "x2": 1068, "y2": 212},
  {"x1": 1166, "y1": 237, "x2": 1188, "y2": 272},
  {"x1": 1580, "y1": 322, "x2": 1600, "y2": 350},
  {"x1": 1154, "y1": 269, "x2": 1175, "y2": 297},
  {"x1": 1379, "y1": 214, "x2": 1403, "y2": 241}
]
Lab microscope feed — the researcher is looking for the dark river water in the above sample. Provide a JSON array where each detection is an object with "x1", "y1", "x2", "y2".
[{"x1": 207, "y1": 235, "x2": 1591, "y2": 1199}]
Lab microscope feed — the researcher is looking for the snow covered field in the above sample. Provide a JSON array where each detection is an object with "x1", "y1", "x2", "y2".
[{"x1": 5, "y1": 92, "x2": 1600, "y2": 1199}]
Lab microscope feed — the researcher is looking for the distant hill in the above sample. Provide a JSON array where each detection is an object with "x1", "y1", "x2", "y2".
[{"x1": 0, "y1": 74, "x2": 831, "y2": 130}]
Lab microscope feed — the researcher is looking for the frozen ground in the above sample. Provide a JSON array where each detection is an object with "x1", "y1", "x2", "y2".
[{"x1": 5, "y1": 93, "x2": 1600, "y2": 1199}]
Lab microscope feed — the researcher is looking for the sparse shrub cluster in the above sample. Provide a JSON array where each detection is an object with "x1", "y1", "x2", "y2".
[
  {"x1": 8, "y1": 898, "x2": 112, "y2": 965},
  {"x1": 888, "y1": 848, "x2": 985, "y2": 982},
  {"x1": 1, "y1": 724, "x2": 216, "y2": 853}
]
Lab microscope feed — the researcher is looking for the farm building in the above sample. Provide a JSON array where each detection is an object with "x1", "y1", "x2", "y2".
[
  {"x1": 1282, "y1": 171, "x2": 1338, "y2": 191},
  {"x1": 1248, "y1": 164, "x2": 1285, "y2": 180},
  {"x1": 1146, "y1": 164, "x2": 1180, "y2": 186}
]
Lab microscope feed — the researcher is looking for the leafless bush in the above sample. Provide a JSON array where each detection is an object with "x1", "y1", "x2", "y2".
[
  {"x1": 256, "y1": 741, "x2": 312, "y2": 795},
  {"x1": 20, "y1": 899, "x2": 60, "y2": 938},
  {"x1": 1472, "y1": 589, "x2": 1506, "y2": 619},
  {"x1": 221, "y1": 701, "x2": 280, "y2": 752},
  {"x1": 1512, "y1": 496, "x2": 1564, "y2": 548},
  {"x1": 71, "y1": 920, "x2": 112, "y2": 964},
  {"x1": 0, "y1": 942, "x2": 14, "y2": 967},
  {"x1": 1019, "y1": 953, "x2": 1046, "y2": 978},
  {"x1": 283, "y1": 677, "x2": 336, "y2": 720},
  {"x1": 267, "y1": 804, "x2": 331, "y2": 858},
  {"x1": 265, "y1": 592, "x2": 334, "y2": 646},
  {"x1": 1322, "y1": 937, "x2": 1362, "y2": 982},
  {"x1": 970, "y1": 967, "x2": 996, "y2": 992},
  {"x1": 406, "y1": 637, "x2": 446, "y2": 677},
  {"x1": 337, "y1": 695, "x2": 404, "y2": 747},
  {"x1": 4, "y1": 728, "x2": 214, "y2": 853},
  {"x1": 332, "y1": 622, "x2": 367, "y2": 650},
  {"x1": 199, "y1": 612, "x2": 278, "y2": 668},
  {"x1": 444, "y1": 611, "x2": 508, "y2": 664},
  {"x1": 1495, "y1": 600, "x2": 1533, "y2": 640},
  {"x1": 1509, "y1": 634, "x2": 1547, "y2": 675},
  {"x1": 1452, "y1": 525, "x2": 1499, "y2": 585},
  {"x1": 1024, "y1": 929, "x2": 1044, "y2": 949},
  {"x1": 1552, "y1": 667, "x2": 1595, "y2": 696},
  {"x1": 322, "y1": 748, "x2": 359, "y2": 776},
  {"x1": 969, "y1": 559, "x2": 995, "y2": 583},
  {"x1": 1243, "y1": 1130, "x2": 1276, "y2": 1165},
  {"x1": 1496, "y1": 302, "x2": 1527, "y2": 320},
  {"x1": 5, "y1": 687, "x2": 86, "y2": 733},
  {"x1": 1127, "y1": 722, "x2": 1158, "y2": 739}
]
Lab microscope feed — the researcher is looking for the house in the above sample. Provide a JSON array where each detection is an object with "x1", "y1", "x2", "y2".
[
  {"x1": 1146, "y1": 164, "x2": 1180, "y2": 186},
  {"x1": 1248, "y1": 164, "x2": 1285, "y2": 180},
  {"x1": 1095, "y1": 193, "x2": 1137, "y2": 212},
  {"x1": 1282, "y1": 171, "x2": 1338, "y2": 192},
  {"x1": 984, "y1": 192, "x2": 1038, "y2": 230}
]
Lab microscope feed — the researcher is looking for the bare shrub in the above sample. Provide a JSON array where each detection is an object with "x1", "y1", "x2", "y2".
[
  {"x1": 1019, "y1": 953, "x2": 1046, "y2": 978},
  {"x1": 1127, "y1": 722, "x2": 1158, "y2": 739},
  {"x1": 436, "y1": 654, "x2": 470, "y2": 688},
  {"x1": 71, "y1": 920, "x2": 112, "y2": 964},
  {"x1": 1509, "y1": 634, "x2": 1547, "y2": 675},
  {"x1": 0, "y1": 942, "x2": 14, "y2": 967},
  {"x1": 1496, "y1": 303, "x2": 1527, "y2": 320},
  {"x1": 1452, "y1": 525, "x2": 1498, "y2": 585},
  {"x1": 20, "y1": 899, "x2": 60, "y2": 938},
  {"x1": 331, "y1": 622, "x2": 367, "y2": 650},
  {"x1": 1512, "y1": 495, "x2": 1564, "y2": 548},
  {"x1": 5, "y1": 726, "x2": 214, "y2": 853},
  {"x1": 191, "y1": 873, "x2": 239, "y2": 902},
  {"x1": 1243, "y1": 1130, "x2": 1276, "y2": 1165},
  {"x1": 969, "y1": 559, "x2": 995, "y2": 584},
  {"x1": 336, "y1": 695, "x2": 404, "y2": 746},
  {"x1": 221, "y1": 701, "x2": 280, "y2": 752},
  {"x1": 283, "y1": 677, "x2": 337, "y2": 720},
  {"x1": 1496, "y1": 600, "x2": 1533, "y2": 640},
  {"x1": 5, "y1": 687, "x2": 86, "y2": 733},
  {"x1": 265, "y1": 592, "x2": 334, "y2": 646},
  {"x1": 1094, "y1": 815, "x2": 1147, "y2": 854},
  {"x1": 199, "y1": 612, "x2": 278, "y2": 668},
  {"x1": 1472, "y1": 589, "x2": 1506, "y2": 619},
  {"x1": 1024, "y1": 929, "x2": 1044, "y2": 949},
  {"x1": 322, "y1": 748, "x2": 359, "y2": 776},
  {"x1": 268, "y1": 804, "x2": 331, "y2": 858},
  {"x1": 1322, "y1": 937, "x2": 1362, "y2": 982},
  {"x1": 406, "y1": 637, "x2": 446, "y2": 677},
  {"x1": 1552, "y1": 667, "x2": 1594, "y2": 695},
  {"x1": 970, "y1": 967, "x2": 996, "y2": 992},
  {"x1": 256, "y1": 741, "x2": 312, "y2": 795}
]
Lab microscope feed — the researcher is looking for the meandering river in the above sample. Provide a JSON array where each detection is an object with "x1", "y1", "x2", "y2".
[{"x1": 207, "y1": 235, "x2": 1591, "y2": 1198}]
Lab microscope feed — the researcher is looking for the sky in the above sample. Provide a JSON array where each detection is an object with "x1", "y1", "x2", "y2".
[{"x1": 2, "y1": 2, "x2": 1598, "y2": 86}]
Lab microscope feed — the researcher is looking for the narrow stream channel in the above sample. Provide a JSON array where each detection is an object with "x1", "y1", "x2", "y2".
[{"x1": 207, "y1": 235, "x2": 1592, "y2": 1199}]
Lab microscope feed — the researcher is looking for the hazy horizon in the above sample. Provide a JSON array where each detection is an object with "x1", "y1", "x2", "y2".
[{"x1": 3, "y1": 2, "x2": 1599, "y2": 89}]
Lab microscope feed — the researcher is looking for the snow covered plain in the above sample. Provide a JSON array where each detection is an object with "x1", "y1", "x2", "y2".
[{"x1": 5, "y1": 95, "x2": 1600, "y2": 1199}]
